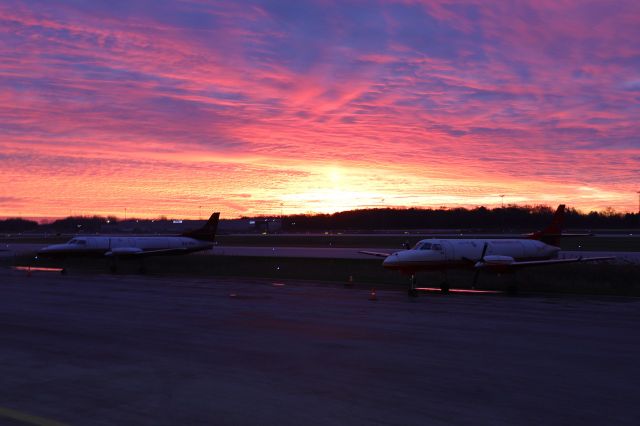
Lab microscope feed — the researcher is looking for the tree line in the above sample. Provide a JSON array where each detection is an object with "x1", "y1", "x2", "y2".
[
  {"x1": 0, "y1": 216, "x2": 114, "y2": 233},
  {"x1": 280, "y1": 205, "x2": 639, "y2": 231},
  {"x1": 1, "y1": 205, "x2": 639, "y2": 233}
]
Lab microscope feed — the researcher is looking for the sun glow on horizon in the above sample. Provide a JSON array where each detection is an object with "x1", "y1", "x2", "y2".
[{"x1": 1, "y1": 158, "x2": 638, "y2": 221}]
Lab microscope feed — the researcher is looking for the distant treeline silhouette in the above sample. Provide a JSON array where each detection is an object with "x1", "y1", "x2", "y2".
[
  {"x1": 0, "y1": 218, "x2": 39, "y2": 232},
  {"x1": 280, "y1": 205, "x2": 639, "y2": 231},
  {"x1": 0, "y1": 216, "x2": 114, "y2": 233},
  {"x1": 1, "y1": 205, "x2": 638, "y2": 233}
]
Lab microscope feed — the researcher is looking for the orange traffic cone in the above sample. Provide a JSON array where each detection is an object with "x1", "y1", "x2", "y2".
[
  {"x1": 345, "y1": 275, "x2": 354, "y2": 287},
  {"x1": 369, "y1": 288, "x2": 377, "y2": 301}
]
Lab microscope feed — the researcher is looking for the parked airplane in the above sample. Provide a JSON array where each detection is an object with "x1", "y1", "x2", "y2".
[
  {"x1": 360, "y1": 205, "x2": 612, "y2": 296},
  {"x1": 37, "y1": 212, "x2": 220, "y2": 272}
]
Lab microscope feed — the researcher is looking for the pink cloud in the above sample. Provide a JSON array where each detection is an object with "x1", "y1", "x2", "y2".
[{"x1": 1, "y1": 1, "x2": 639, "y2": 218}]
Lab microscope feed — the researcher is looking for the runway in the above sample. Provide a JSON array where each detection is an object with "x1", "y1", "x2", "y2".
[{"x1": 0, "y1": 269, "x2": 639, "y2": 425}]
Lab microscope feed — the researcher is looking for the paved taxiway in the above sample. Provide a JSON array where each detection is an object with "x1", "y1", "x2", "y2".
[
  {"x1": 1, "y1": 269, "x2": 639, "y2": 425},
  {"x1": 3, "y1": 243, "x2": 640, "y2": 263},
  {"x1": 213, "y1": 247, "x2": 640, "y2": 264}
]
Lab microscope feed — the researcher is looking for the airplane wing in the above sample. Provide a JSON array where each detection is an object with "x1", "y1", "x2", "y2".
[
  {"x1": 105, "y1": 247, "x2": 192, "y2": 257},
  {"x1": 524, "y1": 232, "x2": 592, "y2": 238},
  {"x1": 358, "y1": 250, "x2": 392, "y2": 258},
  {"x1": 133, "y1": 248, "x2": 192, "y2": 256},
  {"x1": 506, "y1": 256, "x2": 614, "y2": 267},
  {"x1": 476, "y1": 255, "x2": 614, "y2": 269}
]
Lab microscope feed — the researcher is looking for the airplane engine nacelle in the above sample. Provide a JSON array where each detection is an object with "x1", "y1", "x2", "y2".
[
  {"x1": 482, "y1": 255, "x2": 515, "y2": 265},
  {"x1": 106, "y1": 247, "x2": 143, "y2": 256},
  {"x1": 475, "y1": 255, "x2": 515, "y2": 270}
]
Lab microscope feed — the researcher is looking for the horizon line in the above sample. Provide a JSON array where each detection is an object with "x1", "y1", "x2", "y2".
[{"x1": 2, "y1": 203, "x2": 638, "y2": 224}]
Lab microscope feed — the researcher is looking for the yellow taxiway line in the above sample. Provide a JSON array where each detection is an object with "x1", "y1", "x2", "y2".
[{"x1": 0, "y1": 406, "x2": 68, "y2": 426}]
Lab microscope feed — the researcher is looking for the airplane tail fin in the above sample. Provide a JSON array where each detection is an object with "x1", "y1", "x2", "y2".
[
  {"x1": 528, "y1": 205, "x2": 565, "y2": 245},
  {"x1": 182, "y1": 212, "x2": 220, "y2": 242}
]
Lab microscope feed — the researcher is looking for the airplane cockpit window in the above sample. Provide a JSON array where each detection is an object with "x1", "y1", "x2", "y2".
[
  {"x1": 68, "y1": 239, "x2": 87, "y2": 245},
  {"x1": 412, "y1": 242, "x2": 433, "y2": 250},
  {"x1": 432, "y1": 244, "x2": 442, "y2": 251}
]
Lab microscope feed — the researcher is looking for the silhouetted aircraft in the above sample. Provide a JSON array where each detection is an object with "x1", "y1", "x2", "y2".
[
  {"x1": 360, "y1": 205, "x2": 612, "y2": 296},
  {"x1": 37, "y1": 212, "x2": 219, "y2": 273}
]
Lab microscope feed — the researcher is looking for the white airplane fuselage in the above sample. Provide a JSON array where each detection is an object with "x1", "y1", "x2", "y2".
[
  {"x1": 38, "y1": 236, "x2": 213, "y2": 257},
  {"x1": 382, "y1": 238, "x2": 560, "y2": 272}
]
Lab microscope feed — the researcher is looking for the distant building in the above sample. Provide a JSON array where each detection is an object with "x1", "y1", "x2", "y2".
[
  {"x1": 99, "y1": 218, "x2": 282, "y2": 234},
  {"x1": 220, "y1": 218, "x2": 282, "y2": 234}
]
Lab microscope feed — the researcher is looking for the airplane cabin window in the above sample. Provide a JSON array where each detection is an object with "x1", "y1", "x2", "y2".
[{"x1": 420, "y1": 243, "x2": 432, "y2": 250}]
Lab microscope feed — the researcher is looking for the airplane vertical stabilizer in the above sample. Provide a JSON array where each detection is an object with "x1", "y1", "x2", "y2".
[
  {"x1": 528, "y1": 204, "x2": 565, "y2": 245},
  {"x1": 182, "y1": 212, "x2": 220, "y2": 242}
]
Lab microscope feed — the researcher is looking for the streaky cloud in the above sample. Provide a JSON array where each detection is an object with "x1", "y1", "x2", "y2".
[{"x1": 1, "y1": 0, "x2": 639, "y2": 217}]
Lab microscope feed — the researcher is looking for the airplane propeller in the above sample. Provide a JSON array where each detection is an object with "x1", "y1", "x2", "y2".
[{"x1": 472, "y1": 242, "x2": 489, "y2": 289}]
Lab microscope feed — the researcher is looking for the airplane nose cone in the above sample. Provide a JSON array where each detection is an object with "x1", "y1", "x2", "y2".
[
  {"x1": 382, "y1": 252, "x2": 401, "y2": 268},
  {"x1": 37, "y1": 244, "x2": 65, "y2": 256},
  {"x1": 548, "y1": 245, "x2": 561, "y2": 257}
]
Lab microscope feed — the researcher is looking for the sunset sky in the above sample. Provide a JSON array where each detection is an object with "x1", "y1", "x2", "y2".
[{"x1": 1, "y1": 0, "x2": 639, "y2": 219}]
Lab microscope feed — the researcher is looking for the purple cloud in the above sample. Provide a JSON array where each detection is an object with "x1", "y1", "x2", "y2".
[{"x1": 1, "y1": 0, "x2": 639, "y2": 218}]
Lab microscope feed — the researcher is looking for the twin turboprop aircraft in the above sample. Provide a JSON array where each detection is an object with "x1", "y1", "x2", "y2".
[
  {"x1": 37, "y1": 206, "x2": 612, "y2": 292},
  {"x1": 37, "y1": 212, "x2": 220, "y2": 273},
  {"x1": 361, "y1": 205, "x2": 613, "y2": 296}
]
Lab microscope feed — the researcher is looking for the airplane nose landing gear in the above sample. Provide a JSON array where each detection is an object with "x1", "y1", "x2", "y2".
[
  {"x1": 408, "y1": 275, "x2": 418, "y2": 297},
  {"x1": 407, "y1": 272, "x2": 451, "y2": 296},
  {"x1": 138, "y1": 259, "x2": 147, "y2": 274}
]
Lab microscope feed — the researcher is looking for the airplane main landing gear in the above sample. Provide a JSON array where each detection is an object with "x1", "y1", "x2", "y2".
[
  {"x1": 440, "y1": 270, "x2": 450, "y2": 294},
  {"x1": 505, "y1": 271, "x2": 519, "y2": 295}
]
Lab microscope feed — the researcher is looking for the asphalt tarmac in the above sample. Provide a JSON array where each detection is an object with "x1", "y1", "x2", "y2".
[
  {"x1": 0, "y1": 269, "x2": 639, "y2": 425},
  {"x1": 3, "y1": 243, "x2": 640, "y2": 263}
]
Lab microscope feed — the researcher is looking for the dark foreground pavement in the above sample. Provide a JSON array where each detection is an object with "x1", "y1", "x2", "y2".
[{"x1": 0, "y1": 268, "x2": 639, "y2": 425}]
